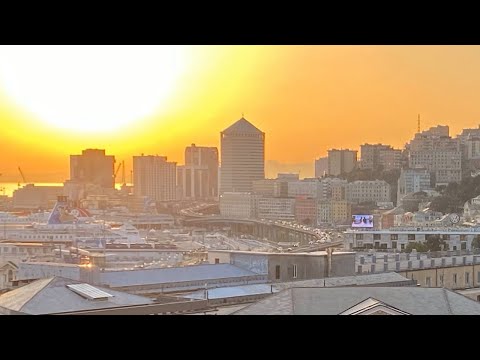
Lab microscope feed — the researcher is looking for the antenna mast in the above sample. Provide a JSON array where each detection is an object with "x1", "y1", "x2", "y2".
[{"x1": 417, "y1": 114, "x2": 421, "y2": 133}]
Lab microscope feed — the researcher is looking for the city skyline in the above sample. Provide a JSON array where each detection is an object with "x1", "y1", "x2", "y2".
[{"x1": 2, "y1": 45, "x2": 480, "y2": 181}]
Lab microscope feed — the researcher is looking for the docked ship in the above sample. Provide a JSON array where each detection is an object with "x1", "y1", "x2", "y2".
[{"x1": 8, "y1": 196, "x2": 144, "y2": 248}]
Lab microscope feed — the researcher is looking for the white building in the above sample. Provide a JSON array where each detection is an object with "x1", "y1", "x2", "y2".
[
  {"x1": 257, "y1": 197, "x2": 295, "y2": 221},
  {"x1": 220, "y1": 117, "x2": 265, "y2": 194},
  {"x1": 345, "y1": 227, "x2": 480, "y2": 251},
  {"x1": 346, "y1": 180, "x2": 391, "y2": 204},
  {"x1": 133, "y1": 155, "x2": 176, "y2": 202},
  {"x1": 219, "y1": 192, "x2": 258, "y2": 219},
  {"x1": 397, "y1": 168, "x2": 431, "y2": 206}
]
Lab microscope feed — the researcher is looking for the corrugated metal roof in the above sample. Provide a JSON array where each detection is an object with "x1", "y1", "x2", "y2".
[
  {"x1": 100, "y1": 264, "x2": 258, "y2": 287},
  {"x1": 184, "y1": 284, "x2": 278, "y2": 300}
]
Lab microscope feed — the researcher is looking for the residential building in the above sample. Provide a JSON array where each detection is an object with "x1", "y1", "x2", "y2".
[
  {"x1": 407, "y1": 125, "x2": 462, "y2": 186},
  {"x1": 288, "y1": 179, "x2": 319, "y2": 198},
  {"x1": 317, "y1": 201, "x2": 332, "y2": 225},
  {"x1": 177, "y1": 144, "x2": 218, "y2": 200},
  {"x1": 327, "y1": 149, "x2": 357, "y2": 176},
  {"x1": 332, "y1": 200, "x2": 351, "y2": 225},
  {"x1": 346, "y1": 180, "x2": 391, "y2": 204},
  {"x1": 397, "y1": 168, "x2": 431, "y2": 206},
  {"x1": 331, "y1": 180, "x2": 347, "y2": 201},
  {"x1": 219, "y1": 192, "x2": 257, "y2": 219},
  {"x1": 295, "y1": 196, "x2": 317, "y2": 225},
  {"x1": 257, "y1": 197, "x2": 295, "y2": 221},
  {"x1": 360, "y1": 144, "x2": 401, "y2": 171},
  {"x1": 220, "y1": 117, "x2": 265, "y2": 194},
  {"x1": 133, "y1": 155, "x2": 176, "y2": 202},
  {"x1": 315, "y1": 157, "x2": 328, "y2": 177},
  {"x1": 70, "y1": 149, "x2": 115, "y2": 189},
  {"x1": 252, "y1": 179, "x2": 277, "y2": 197}
]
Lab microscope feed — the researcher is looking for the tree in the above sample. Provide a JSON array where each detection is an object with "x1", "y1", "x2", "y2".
[
  {"x1": 472, "y1": 235, "x2": 480, "y2": 250},
  {"x1": 425, "y1": 234, "x2": 447, "y2": 252},
  {"x1": 405, "y1": 242, "x2": 428, "y2": 253}
]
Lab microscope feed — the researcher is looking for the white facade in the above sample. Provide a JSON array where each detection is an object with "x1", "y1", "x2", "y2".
[
  {"x1": 219, "y1": 192, "x2": 257, "y2": 219},
  {"x1": 345, "y1": 228, "x2": 480, "y2": 251},
  {"x1": 397, "y1": 168, "x2": 431, "y2": 205},
  {"x1": 256, "y1": 197, "x2": 295, "y2": 221},
  {"x1": 220, "y1": 117, "x2": 265, "y2": 194},
  {"x1": 346, "y1": 180, "x2": 391, "y2": 204},
  {"x1": 133, "y1": 155, "x2": 176, "y2": 202}
]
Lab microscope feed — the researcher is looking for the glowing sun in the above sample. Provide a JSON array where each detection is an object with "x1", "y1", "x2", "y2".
[{"x1": 0, "y1": 45, "x2": 187, "y2": 133}]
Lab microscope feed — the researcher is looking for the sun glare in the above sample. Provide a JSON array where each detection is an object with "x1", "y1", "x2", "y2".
[{"x1": 0, "y1": 45, "x2": 187, "y2": 133}]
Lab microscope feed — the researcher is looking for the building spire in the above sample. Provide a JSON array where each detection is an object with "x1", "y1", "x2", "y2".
[{"x1": 242, "y1": 112, "x2": 245, "y2": 118}]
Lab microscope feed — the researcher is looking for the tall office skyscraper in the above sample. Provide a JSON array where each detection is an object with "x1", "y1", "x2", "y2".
[
  {"x1": 177, "y1": 144, "x2": 219, "y2": 200},
  {"x1": 220, "y1": 117, "x2": 265, "y2": 194},
  {"x1": 70, "y1": 149, "x2": 115, "y2": 189},
  {"x1": 133, "y1": 155, "x2": 177, "y2": 202}
]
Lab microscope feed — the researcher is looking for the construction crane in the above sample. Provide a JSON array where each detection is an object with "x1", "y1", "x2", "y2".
[
  {"x1": 121, "y1": 160, "x2": 126, "y2": 185},
  {"x1": 113, "y1": 162, "x2": 122, "y2": 184},
  {"x1": 18, "y1": 167, "x2": 27, "y2": 187}
]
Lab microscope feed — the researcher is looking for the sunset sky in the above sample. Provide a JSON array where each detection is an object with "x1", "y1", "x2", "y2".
[{"x1": 1, "y1": 45, "x2": 480, "y2": 182}]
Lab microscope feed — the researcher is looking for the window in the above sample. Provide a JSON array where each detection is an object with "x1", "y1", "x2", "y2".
[
  {"x1": 391, "y1": 234, "x2": 398, "y2": 240},
  {"x1": 373, "y1": 234, "x2": 381, "y2": 240},
  {"x1": 293, "y1": 265, "x2": 298, "y2": 279},
  {"x1": 426, "y1": 277, "x2": 431, "y2": 287},
  {"x1": 392, "y1": 241, "x2": 397, "y2": 249},
  {"x1": 401, "y1": 244, "x2": 405, "y2": 250},
  {"x1": 453, "y1": 274, "x2": 457, "y2": 285},
  {"x1": 460, "y1": 235, "x2": 466, "y2": 241},
  {"x1": 461, "y1": 242, "x2": 467, "y2": 250},
  {"x1": 408, "y1": 234, "x2": 416, "y2": 241},
  {"x1": 440, "y1": 275, "x2": 444, "y2": 286},
  {"x1": 355, "y1": 234, "x2": 363, "y2": 240},
  {"x1": 374, "y1": 242, "x2": 380, "y2": 249},
  {"x1": 453, "y1": 246, "x2": 457, "y2": 251},
  {"x1": 466, "y1": 272, "x2": 470, "y2": 286},
  {"x1": 442, "y1": 235, "x2": 450, "y2": 241},
  {"x1": 215, "y1": 258, "x2": 220, "y2": 264},
  {"x1": 275, "y1": 265, "x2": 280, "y2": 280}
]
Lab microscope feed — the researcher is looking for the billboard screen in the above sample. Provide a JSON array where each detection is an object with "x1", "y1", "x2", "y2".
[{"x1": 351, "y1": 215, "x2": 374, "y2": 228}]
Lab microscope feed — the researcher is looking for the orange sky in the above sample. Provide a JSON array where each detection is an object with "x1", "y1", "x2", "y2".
[{"x1": 1, "y1": 45, "x2": 480, "y2": 182}]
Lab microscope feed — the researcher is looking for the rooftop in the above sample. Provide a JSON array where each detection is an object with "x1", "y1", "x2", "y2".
[
  {"x1": 233, "y1": 286, "x2": 480, "y2": 315},
  {"x1": 0, "y1": 277, "x2": 153, "y2": 315},
  {"x1": 221, "y1": 117, "x2": 263, "y2": 135},
  {"x1": 99, "y1": 263, "x2": 259, "y2": 288}
]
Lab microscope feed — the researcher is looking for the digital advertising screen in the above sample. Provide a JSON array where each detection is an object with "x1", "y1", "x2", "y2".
[{"x1": 351, "y1": 214, "x2": 374, "y2": 228}]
